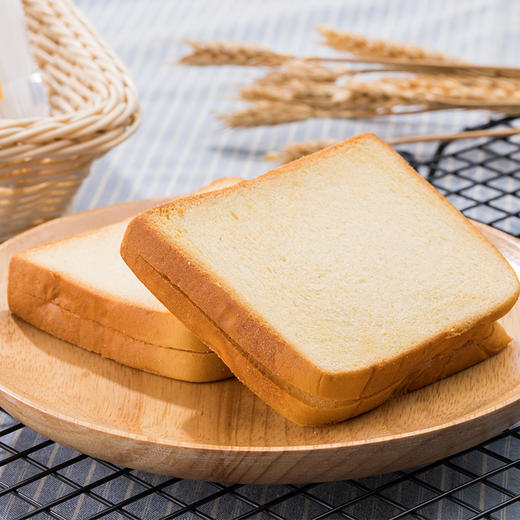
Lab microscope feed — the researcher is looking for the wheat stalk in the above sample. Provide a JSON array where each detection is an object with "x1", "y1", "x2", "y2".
[
  {"x1": 256, "y1": 59, "x2": 350, "y2": 85},
  {"x1": 236, "y1": 71, "x2": 520, "y2": 123},
  {"x1": 354, "y1": 75, "x2": 520, "y2": 105},
  {"x1": 179, "y1": 32, "x2": 520, "y2": 132},
  {"x1": 223, "y1": 99, "x2": 446, "y2": 127},
  {"x1": 240, "y1": 81, "x2": 366, "y2": 109},
  {"x1": 264, "y1": 128, "x2": 520, "y2": 162},
  {"x1": 221, "y1": 101, "x2": 315, "y2": 127},
  {"x1": 237, "y1": 69, "x2": 520, "y2": 124},
  {"x1": 317, "y1": 25, "x2": 462, "y2": 63},
  {"x1": 179, "y1": 40, "x2": 292, "y2": 66},
  {"x1": 240, "y1": 66, "x2": 406, "y2": 112},
  {"x1": 311, "y1": 56, "x2": 520, "y2": 79},
  {"x1": 179, "y1": 38, "x2": 520, "y2": 79},
  {"x1": 264, "y1": 140, "x2": 339, "y2": 162}
]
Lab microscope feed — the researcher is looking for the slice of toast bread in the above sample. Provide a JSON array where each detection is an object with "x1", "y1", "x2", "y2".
[
  {"x1": 8, "y1": 177, "x2": 241, "y2": 382},
  {"x1": 121, "y1": 134, "x2": 519, "y2": 424},
  {"x1": 124, "y1": 245, "x2": 511, "y2": 424}
]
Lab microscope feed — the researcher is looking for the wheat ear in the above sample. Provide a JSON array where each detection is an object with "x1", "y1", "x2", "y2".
[
  {"x1": 265, "y1": 128, "x2": 520, "y2": 162},
  {"x1": 317, "y1": 25, "x2": 462, "y2": 63},
  {"x1": 179, "y1": 40, "x2": 292, "y2": 66}
]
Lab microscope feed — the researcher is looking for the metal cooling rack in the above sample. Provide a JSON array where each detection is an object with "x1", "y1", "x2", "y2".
[{"x1": 1, "y1": 115, "x2": 520, "y2": 520}]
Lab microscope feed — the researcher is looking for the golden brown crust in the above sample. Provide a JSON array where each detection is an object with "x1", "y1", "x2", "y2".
[
  {"x1": 8, "y1": 253, "x2": 211, "y2": 352},
  {"x1": 121, "y1": 133, "x2": 520, "y2": 403},
  {"x1": 121, "y1": 239, "x2": 511, "y2": 424},
  {"x1": 9, "y1": 289, "x2": 231, "y2": 382}
]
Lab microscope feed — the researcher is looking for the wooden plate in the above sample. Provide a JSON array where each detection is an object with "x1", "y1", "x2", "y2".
[{"x1": 1, "y1": 200, "x2": 520, "y2": 484}]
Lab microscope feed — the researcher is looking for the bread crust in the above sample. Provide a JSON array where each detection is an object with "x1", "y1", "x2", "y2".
[
  {"x1": 8, "y1": 254, "x2": 232, "y2": 382},
  {"x1": 9, "y1": 252, "x2": 211, "y2": 352},
  {"x1": 121, "y1": 237, "x2": 511, "y2": 424},
  {"x1": 7, "y1": 176, "x2": 242, "y2": 383},
  {"x1": 9, "y1": 288, "x2": 231, "y2": 382},
  {"x1": 121, "y1": 133, "x2": 520, "y2": 404}
]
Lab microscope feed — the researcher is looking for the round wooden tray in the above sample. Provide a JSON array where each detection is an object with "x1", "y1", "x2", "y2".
[{"x1": 1, "y1": 200, "x2": 520, "y2": 484}]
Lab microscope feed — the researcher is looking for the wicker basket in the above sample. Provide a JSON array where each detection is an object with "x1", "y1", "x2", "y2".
[{"x1": 0, "y1": 0, "x2": 140, "y2": 242}]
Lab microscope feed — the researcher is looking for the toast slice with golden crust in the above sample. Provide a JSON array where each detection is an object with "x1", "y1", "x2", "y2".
[{"x1": 121, "y1": 134, "x2": 519, "y2": 423}]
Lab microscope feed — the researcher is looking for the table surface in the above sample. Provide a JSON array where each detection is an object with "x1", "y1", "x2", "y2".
[{"x1": 2, "y1": 0, "x2": 520, "y2": 518}]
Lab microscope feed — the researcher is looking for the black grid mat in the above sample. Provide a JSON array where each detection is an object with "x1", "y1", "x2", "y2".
[{"x1": 1, "y1": 115, "x2": 520, "y2": 520}]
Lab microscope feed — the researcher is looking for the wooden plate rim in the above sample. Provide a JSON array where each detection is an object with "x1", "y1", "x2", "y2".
[{"x1": 0, "y1": 379, "x2": 518, "y2": 454}]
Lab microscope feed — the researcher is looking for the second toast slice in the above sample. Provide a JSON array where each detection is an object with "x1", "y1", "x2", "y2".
[{"x1": 8, "y1": 177, "x2": 241, "y2": 382}]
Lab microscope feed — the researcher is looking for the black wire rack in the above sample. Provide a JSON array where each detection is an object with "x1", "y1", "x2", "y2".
[{"x1": 1, "y1": 116, "x2": 520, "y2": 520}]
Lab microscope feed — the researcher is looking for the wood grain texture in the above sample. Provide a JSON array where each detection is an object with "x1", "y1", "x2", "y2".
[{"x1": 1, "y1": 200, "x2": 520, "y2": 484}]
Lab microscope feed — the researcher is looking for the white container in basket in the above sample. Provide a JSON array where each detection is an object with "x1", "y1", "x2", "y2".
[{"x1": 0, "y1": 0, "x2": 49, "y2": 119}]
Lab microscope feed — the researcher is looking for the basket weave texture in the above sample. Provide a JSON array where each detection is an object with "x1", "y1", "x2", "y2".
[{"x1": 0, "y1": 0, "x2": 140, "y2": 241}]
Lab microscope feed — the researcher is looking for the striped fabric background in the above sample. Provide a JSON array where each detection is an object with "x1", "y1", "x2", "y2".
[
  {"x1": 72, "y1": 0, "x2": 519, "y2": 212},
  {"x1": 1, "y1": 0, "x2": 519, "y2": 518}
]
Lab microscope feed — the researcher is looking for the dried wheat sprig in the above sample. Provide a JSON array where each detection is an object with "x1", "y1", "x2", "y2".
[
  {"x1": 354, "y1": 75, "x2": 520, "y2": 105},
  {"x1": 180, "y1": 35, "x2": 520, "y2": 130},
  {"x1": 389, "y1": 127, "x2": 520, "y2": 144},
  {"x1": 179, "y1": 39, "x2": 520, "y2": 79},
  {"x1": 264, "y1": 127, "x2": 520, "y2": 162},
  {"x1": 317, "y1": 25, "x2": 461, "y2": 63},
  {"x1": 242, "y1": 70, "x2": 406, "y2": 111},
  {"x1": 221, "y1": 101, "x2": 315, "y2": 127},
  {"x1": 256, "y1": 60, "x2": 350, "y2": 85},
  {"x1": 308, "y1": 56, "x2": 520, "y2": 79},
  {"x1": 432, "y1": 101, "x2": 520, "y2": 113},
  {"x1": 222, "y1": 99, "x2": 446, "y2": 127},
  {"x1": 229, "y1": 70, "x2": 520, "y2": 127},
  {"x1": 264, "y1": 140, "x2": 339, "y2": 161},
  {"x1": 254, "y1": 59, "x2": 456, "y2": 87},
  {"x1": 241, "y1": 73, "x2": 520, "y2": 114},
  {"x1": 240, "y1": 80, "x2": 369, "y2": 109},
  {"x1": 179, "y1": 40, "x2": 292, "y2": 66}
]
